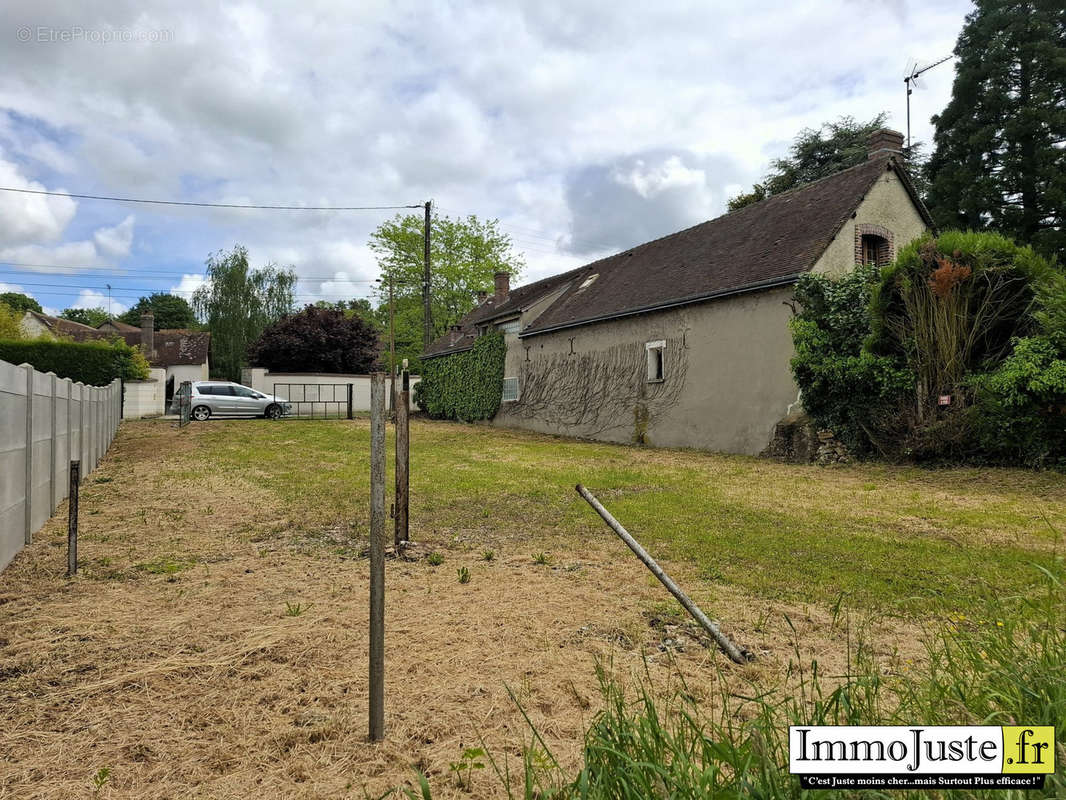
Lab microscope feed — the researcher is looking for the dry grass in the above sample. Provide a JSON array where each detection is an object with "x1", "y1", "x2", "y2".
[{"x1": 0, "y1": 418, "x2": 1056, "y2": 798}]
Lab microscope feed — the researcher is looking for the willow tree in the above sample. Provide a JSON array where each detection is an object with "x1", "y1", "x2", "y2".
[{"x1": 193, "y1": 245, "x2": 296, "y2": 381}]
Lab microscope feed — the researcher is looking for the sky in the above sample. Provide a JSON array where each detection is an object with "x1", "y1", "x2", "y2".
[{"x1": 0, "y1": 0, "x2": 970, "y2": 317}]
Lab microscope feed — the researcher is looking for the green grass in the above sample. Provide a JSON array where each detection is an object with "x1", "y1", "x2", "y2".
[{"x1": 179, "y1": 418, "x2": 1065, "y2": 616}]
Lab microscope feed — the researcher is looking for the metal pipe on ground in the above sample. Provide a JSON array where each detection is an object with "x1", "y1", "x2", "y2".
[{"x1": 575, "y1": 483, "x2": 751, "y2": 664}]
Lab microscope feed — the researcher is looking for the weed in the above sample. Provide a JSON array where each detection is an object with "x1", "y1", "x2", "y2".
[
  {"x1": 456, "y1": 566, "x2": 470, "y2": 584},
  {"x1": 426, "y1": 552, "x2": 443, "y2": 566},
  {"x1": 135, "y1": 557, "x2": 194, "y2": 575},
  {"x1": 447, "y1": 746, "x2": 485, "y2": 790},
  {"x1": 284, "y1": 601, "x2": 312, "y2": 617},
  {"x1": 93, "y1": 476, "x2": 113, "y2": 484},
  {"x1": 532, "y1": 552, "x2": 550, "y2": 565},
  {"x1": 91, "y1": 766, "x2": 111, "y2": 794},
  {"x1": 481, "y1": 549, "x2": 495, "y2": 562}
]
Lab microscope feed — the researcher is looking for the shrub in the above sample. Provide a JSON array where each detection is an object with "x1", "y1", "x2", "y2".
[
  {"x1": 414, "y1": 331, "x2": 505, "y2": 422},
  {"x1": 789, "y1": 264, "x2": 911, "y2": 452},
  {"x1": 0, "y1": 337, "x2": 150, "y2": 385},
  {"x1": 969, "y1": 336, "x2": 1066, "y2": 467}
]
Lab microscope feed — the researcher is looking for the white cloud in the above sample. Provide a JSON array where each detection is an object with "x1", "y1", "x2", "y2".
[
  {"x1": 69, "y1": 288, "x2": 128, "y2": 314},
  {"x1": 0, "y1": 155, "x2": 77, "y2": 244},
  {"x1": 92, "y1": 214, "x2": 135, "y2": 258},
  {"x1": 0, "y1": 0, "x2": 971, "y2": 304}
]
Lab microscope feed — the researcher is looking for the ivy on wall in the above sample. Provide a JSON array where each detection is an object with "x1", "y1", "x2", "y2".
[
  {"x1": 0, "y1": 338, "x2": 151, "y2": 386},
  {"x1": 414, "y1": 331, "x2": 505, "y2": 421}
]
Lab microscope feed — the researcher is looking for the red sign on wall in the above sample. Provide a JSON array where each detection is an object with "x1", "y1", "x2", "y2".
[{"x1": 938, "y1": 395, "x2": 952, "y2": 406}]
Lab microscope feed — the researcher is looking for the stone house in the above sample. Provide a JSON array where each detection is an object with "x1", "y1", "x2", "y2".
[{"x1": 423, "y1": 129, "x2": 932, "y2": 455}]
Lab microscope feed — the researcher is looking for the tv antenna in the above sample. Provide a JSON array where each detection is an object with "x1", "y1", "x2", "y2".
[{"x1": 904, "y1": 55, "x2": 953, "y2": 151}]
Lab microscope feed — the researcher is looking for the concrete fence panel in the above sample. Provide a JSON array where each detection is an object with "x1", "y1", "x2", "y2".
[{"x1": 0, "y1": 359, "x2": 121, "y2": 572}]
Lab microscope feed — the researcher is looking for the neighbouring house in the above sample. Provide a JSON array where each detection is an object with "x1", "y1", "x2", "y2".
[
  {"x1": 423, "y1": 129, "x2": 932, "y2": 455},
  {"x1": 20, "y1": 310, "x2": 210, "y2": 416}
]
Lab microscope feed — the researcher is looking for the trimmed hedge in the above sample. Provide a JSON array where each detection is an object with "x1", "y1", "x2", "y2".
[
  {"x1": 415, "y1": 332, "x2": 505, "y2": 421},
  {"x1": 0, "y1": 338, "x2": 151, "y2": 385}
]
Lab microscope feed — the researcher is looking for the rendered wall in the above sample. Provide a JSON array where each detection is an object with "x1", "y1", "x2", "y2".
[
  {"x1": 240, "y1": 369, "x2": 421, "y2": 412},
  {"x1": 492, "y1": 173, "x2": 929, "y2": 455},
  {"x1": 0, "y1": 359, "x2": 121, "y2": 572}
]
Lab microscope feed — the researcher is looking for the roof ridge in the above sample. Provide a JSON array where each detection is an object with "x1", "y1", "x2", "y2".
[{"x1": 559, "y1": 158, "x2": 888, "y2": 278}]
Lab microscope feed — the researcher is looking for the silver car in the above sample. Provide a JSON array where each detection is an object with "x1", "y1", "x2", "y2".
[{"x1": 175, "y1": 381, "x2": 292, "y2": 421}]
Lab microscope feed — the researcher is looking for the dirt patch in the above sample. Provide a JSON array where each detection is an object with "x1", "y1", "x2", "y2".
[{"x1": 0, "y1": 421, "x2": 928, "y2": 799}]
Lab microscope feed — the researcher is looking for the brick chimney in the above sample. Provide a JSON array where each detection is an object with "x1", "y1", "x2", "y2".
[
  {"x1": 449, "y1": 324, "x2": 463, "y2": 345},
  {"x1": 476, "y1": 289, "x2": 488, "y2": 304},
  {"x1": 867, "y1": 128, "x2": 905, "y2": 160},
  {"x1": 494, "y1": 271, "x2": 510, "y2": 302},
  {"x1": 140, "y1": 312, "x2": 155, "y2": 357}
]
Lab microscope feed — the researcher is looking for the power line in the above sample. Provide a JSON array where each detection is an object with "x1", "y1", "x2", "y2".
[{"x1": 0, "y1": 186, "x2": 422, "y2": 212}]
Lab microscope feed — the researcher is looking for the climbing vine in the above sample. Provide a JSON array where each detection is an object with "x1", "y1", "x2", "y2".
[
  {"x1": 415, "y1": 332, "x2": 505, "y2": 421},
  {"x1": 507, "y1": 338, "x2": 688, "y2": 442}
]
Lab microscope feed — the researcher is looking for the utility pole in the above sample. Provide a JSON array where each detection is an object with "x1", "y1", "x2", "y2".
[
  {"x1": 422, "y1": 200, "x2": 432, "y2": 352},
  {"x1": 388, "y1": 275, "x2": 396, "y2": 413}
]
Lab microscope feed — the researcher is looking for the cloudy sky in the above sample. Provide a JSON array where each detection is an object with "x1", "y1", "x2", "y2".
[{"x1": 0, "y1": 0, "x2": 968, "y2": 316}]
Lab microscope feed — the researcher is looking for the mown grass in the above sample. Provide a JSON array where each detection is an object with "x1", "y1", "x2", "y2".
[
  {"x1": 401, "y1": 562, "x2": 1066, "y2": 799},
  {"x1": 182, "y1": 418, "x2": 1065, "y2": 617}
]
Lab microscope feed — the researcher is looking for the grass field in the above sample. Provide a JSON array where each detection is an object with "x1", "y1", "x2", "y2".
[{"x1": 1, "y1": 417, "x2": 1063, "y2": 798}]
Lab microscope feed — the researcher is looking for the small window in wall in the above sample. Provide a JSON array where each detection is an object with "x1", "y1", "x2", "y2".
[
  {"x1": 645, "y1": 340, "x2": 666, "y2": 382},
  {"x1": 861, "y1": 233, "x2": 890, "y2": 267},
  {"x1": 502, "y1": 377, "x2": 520, "y2": 402}
]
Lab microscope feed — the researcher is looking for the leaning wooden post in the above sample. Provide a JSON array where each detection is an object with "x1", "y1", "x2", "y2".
[
  {"x1": 394, "y1": 367, "x2": 410, "y2": 547},
  {"x1": 575, "y1": 484, "x2": 751, "y2": 664},
  {"x1": 67, "y1": 460, "x2": 80, "y2": 576},
  {"x1": 368, "y1": 373, "x2": 386, "y2": 741}
]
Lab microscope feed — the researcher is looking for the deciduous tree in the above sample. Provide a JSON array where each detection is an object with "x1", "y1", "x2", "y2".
[
  {"x1": 0, "y1": 291, "x2": 42, "y2": 314},
  {"x1": 119, "y1": 292, "x2": 198, "y2": 329},
  {"x1": 192, "y1": 245, "x2": 296, "y2": 381},
  {"x1": 60, "y1": 307, "x2": 109, "y2": 327},
  {"x1": 249, "y1": 305, "x2": 379, "y2": 373},
  {"x1": 728, "y1": 115, "x2": 927, "y2": 212},
  {"x1": 369, "y1": 212, "x2": 524, "y2": 370}
]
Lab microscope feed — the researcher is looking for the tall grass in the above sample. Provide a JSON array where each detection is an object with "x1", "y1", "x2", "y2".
[{"x1": 397, "y1": 561, "x2": 1065, "y2": 799}]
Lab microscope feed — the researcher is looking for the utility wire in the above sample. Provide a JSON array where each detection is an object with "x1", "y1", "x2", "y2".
[{"x1": 0, "y1": 186, "x2": 421, "y2": 211}]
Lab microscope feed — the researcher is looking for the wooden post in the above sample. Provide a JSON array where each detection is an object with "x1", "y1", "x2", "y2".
[
  {"x1": 368, "y1": 373, "x2": 386, "y2": 741},
  {"x1": 395, "y1": 369, "x2": 409, "y2": 547},
  {"x1": 347, "y1": 384, "x2": 354, "y2": 420},
  {"x1": 575, "y1": 484, "x2": 751, "y2": 664},
  {"x1": 67, "y1": 460, "x2": 80, "y2": 576}
]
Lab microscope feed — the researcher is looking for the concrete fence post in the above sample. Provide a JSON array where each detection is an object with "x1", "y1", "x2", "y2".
[
  {"x1": 22, "y1": 364, "x2": 33, "y2": 545},
  {"x1": 79, "y1": 384, "x2": 86, "y2": 478},
  {"x1": 64, "y1": 378, "x2": 73, "y2": 502},
  {"x1": 49, "y1": 373, "x2": 57, "y2": 512}
]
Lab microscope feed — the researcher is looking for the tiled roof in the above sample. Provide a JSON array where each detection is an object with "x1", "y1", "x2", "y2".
[
  {"x1": 119, "y1": 330, "x2": 211, "y2": 367},
  {"x1": 522, "y1": 157, "x2": 920, "y2": 336},
  {"x1": 423, "y1": 156, "x2": 928, "y2": 354},
  {"x1": 98, "y1": 319, "x2": 140, "y2": 332},
  {"x1": 422, "y1": 267, "x2": 585, "y2": 358},
  {"x1": 25, "y1": 311, "x2": 99, "y2": 337}
]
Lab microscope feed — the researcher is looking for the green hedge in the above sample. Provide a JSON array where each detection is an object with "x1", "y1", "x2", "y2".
[
  {"x1": 0, "y1": 338, "x2": 151, "y2": 385},
  {"x1": 414, "y1": 332, "x2": 505, "y2": 421}
]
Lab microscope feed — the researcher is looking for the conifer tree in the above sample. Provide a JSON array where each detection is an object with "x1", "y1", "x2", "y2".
[{"x1": 926, "y1": 0, "x2": 1066, "y2": 263}]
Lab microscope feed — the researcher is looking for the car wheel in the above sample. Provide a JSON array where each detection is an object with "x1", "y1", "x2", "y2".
[
  {"x1": 192, "y1": 405, "x2": 211, "y2": 421},
  {"x1": 265, "y1": 404, "x2": 283, "y2": 420}
]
